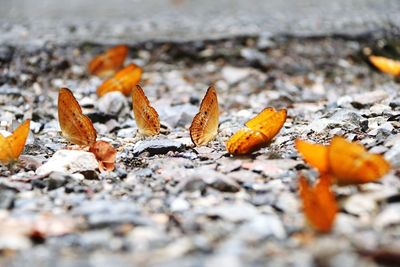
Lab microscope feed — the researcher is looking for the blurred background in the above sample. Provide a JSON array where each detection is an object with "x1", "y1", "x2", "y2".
[{"x1": 1, "y1": 0, "x2": 400, "y2": 45}]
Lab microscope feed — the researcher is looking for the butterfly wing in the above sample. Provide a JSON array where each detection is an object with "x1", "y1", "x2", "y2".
[
  {"x1": 58, "y1": 88, "x2": 97, "y2": 146},
  {"x1": 299, "y1": 175, "x2": 337, "y2": 233},
  {"x1": 132, "y1": 85, "x2": 160, "y2": 136},
  {"x1": 328, "y1": 136, "x2": 390, "y2": 185},
  {"x1": 88, "y1": 45, "x2": 129, "y2": 78},
  {"x1": 245, "y1": 107, "x2": 274, "y2": 129},
  {"x1": 96, "y1": 64, "x2": 143, "y2": 97},
  {"x1": 0, "y1": 134, "x2": 14, "y2": 164},
  {"x1": 245, "y1": 108, "x2": 287, "y2": 141},
  {"x1": 227, "y1": 107, "x2": 286, "y2": 155},
  {"x1": 295, "y1": 138, "x2": 329, "y2": 174},
  {"x1": 369, "y1": 55, "x2": 400, "y2": 76},
  {"x1": 5, "y1": 119, "x2": 31, "y2": 161},
  {"x1": 226, "y1": 128, "x2": 268, "y2": 155},
  {"x1": 190, "y1": 86, "x2": 219, "y2": 146}
]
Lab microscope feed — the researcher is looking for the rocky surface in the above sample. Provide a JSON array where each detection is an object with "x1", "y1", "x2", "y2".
[{"x1": 0, "y1": 35, "x2": 400, "y2": 266}]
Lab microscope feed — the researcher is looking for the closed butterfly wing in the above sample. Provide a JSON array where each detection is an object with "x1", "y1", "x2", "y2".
[
  {"x1": 89, "y1": 141, "x2": 117, "y2": 173},
  {"x1": 0, "y1": 120, "x2": 30, "y2": 164},
  {"x1": 0, "y1": 134, "x2": 14, "y2": 164},
  {"x1": 369, "y1": 55, "x2": 400, "y2": 76},
  {"x1": 226, "y1": 128, "x2": 268, "y2": 155},
  {"x1": 58, "y1": 88, "x2": 97, "y2": 146},
  {"x1": 96, "y1": 64, "x2": 143, "y2": 97},
  {"x1": 6, "y1": 119, "x2": 31, "y2": 160},
  {"x1": 88, "y1": 45, "x2": 129, "y2": 78},
  {"x1": 328, "y1": 136, "x2": 390, "y2": 185},
  {"x1": 245, "y1": 107, "x2": 275, "y2": 130},
  {"x1": 190, "y1": 86, "x2": 219, "y2": 146},
  {"x1": 295, "y1": 139, "x2": 329, "y2": 174},
  {"x1": 227, "y1": 107, "x2": 287, "y2": 155},
  {"x1": 299, "y1": 175, "x2": 337, "y2": 233},
  {"x1": 245, "y1": 108, "x2": 287, "y2": 141},
  {"x1": 132, "y1": 85, "x2": 160, "y2": 136}
]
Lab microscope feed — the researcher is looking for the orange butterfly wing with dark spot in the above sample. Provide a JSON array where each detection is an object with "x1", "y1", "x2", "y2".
[
  {"x1": 245, "y1": 108, "x2": 287, "y2": 140},
  {"x1": 226, "y1": 108, "x2": 287, "y2": 155},
  {"x1": 89, "y1": 141, "x2": 116, "y2": 173},
  {"x1": 132, "y1": 85, "x2": 160, "y2": 136},
  {"x1": 88, "y1": 45, "x2": 129, "y2": 78},
  {"x1": 190, "y1": 86, "x2": 219, "y2": 146},
  {"x1": 58, "y1": 88, "x2": 97, "y2": 146},
  {"x1": 96, "y1": 64, "x2": 143, "y2": 97},
  {"x1": 299, "y1": 175, "x2": 337, "y2": 233},
  {"x1": 245, "y1": 107, "x2": 275, "y2": 130},
  {"x1": 369, "y1": 55, "x2": 400, "y2": 76},
  {"x1": 226, "y1": 128, "x2": 268, "y2": 155},
  {"x1": 328, "y1": 136, "x2": 390, "y2": 185},
  {"x1": 0, "y1": 119, "x2": 30, "y2": 164},
  {"x1": 295, "y1": 138, "x2": 329, "y2": 174}
]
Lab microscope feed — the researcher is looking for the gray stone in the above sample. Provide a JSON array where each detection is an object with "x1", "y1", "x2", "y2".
[
  {"x1": 198, "y1": 169, "x2": 241, "y2": 193},
  {"x1": 351, "y1": 90, "x2": 389, "y2": 106},
  {"x1": 157, "y1": 104, "x2": 198, "y2": 128},
  {"x1": 46, "y1": 171, "x2": 70, "y2": 190},
  {"x1": 88, "y1": 213, "x2": 153, "y2": 228},
  {"x1": 170, "y1": 198, "x2": 190, "y2": 212},
  {"x1": 132, "y1": 138, "x2": 183, "y2": 156},
  {"x1": 207, "y1": 202, "x2": 259, "y2": 222},
  {"x1": 308, "y1": 109, "x2": 364, "y2": 133},
  {"x1": 222, "y1": 66, "x2": 250, "y2": 84},
  {"x1": 374, "y1": 204, "x2": 400, "y2": 229},
  {"x1": 238, "y1": 214, "x2": 286, "y2": 240},
  {"x1": 36, "y1": 150, "x2": 98, "y2": 175},
  {"x1": 344, "y1": 194, "x2": 377, "y2": 216},
  {"x1": 97, "y1": 91, "x2": 129, "y2": 116},
  {"x1": 0, "y1": 185, "x2": 17, "y2": 209},
  {"x1": 175, "y1": 177, "x2": 208, "y2": 193},
  {"x1": 275, "y1": 192, "x2": 299, "y2": 213},
  {"x1": 117, "y1": 127, "x2": 136, "y2": 138},
  {"x1": 385, "y1": 142, "x2": 400, "y2": 168}
]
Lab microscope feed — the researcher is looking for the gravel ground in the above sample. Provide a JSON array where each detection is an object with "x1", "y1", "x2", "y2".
[{"x1": 0, "y1": 34, "x2": 400, "y2": 267}]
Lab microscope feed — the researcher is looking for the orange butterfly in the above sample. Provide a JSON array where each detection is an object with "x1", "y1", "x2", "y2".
[
  {"x1": 88, "y1": 45, "x2": 129, "y2": 78},
  {"x1": 0, "y1": 119, "x2": 31, "y2": 165},
  {"x1": 190, "y1": 86, "x2": 219, "y2": 146},
  {"x1": 89, "y1": 141, "x2": 117, "y2": 173},
  {"x1": 226, "y1": 107, "x2": 287, "y2": 155},
  {"x1": 58, "y1": 88, "x2": 116, "y2": 172},
  {"x1": 96, "y1": 63, "x2": 143, "y2": 97},
  {"x1": 369, "y1": 55, "x2": 400, "y2": 76},
  {"x1": 299, "y1": 175, "x2": 337, "y2": 233},
  {"x1": 295, "y1": 136, "x2": 390, "y2": 185},
  {"x1": 132, "y1": 85, "x2": 160, "y2": 136},
  {"x1": 58, "y1": 88, "x2": 97, "y2": 147}
]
